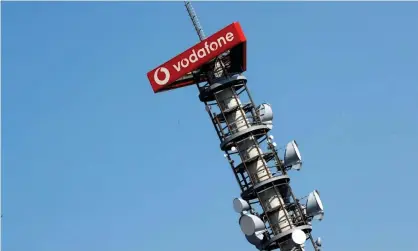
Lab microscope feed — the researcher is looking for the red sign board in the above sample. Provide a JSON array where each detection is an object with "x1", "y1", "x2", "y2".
[{"x1": 147, "y1": 22, "x2": 247, "y2": 93}]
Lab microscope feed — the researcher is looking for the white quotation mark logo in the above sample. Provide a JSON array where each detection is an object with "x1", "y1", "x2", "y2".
[{"x1": 154, "y1": 67, "x2": 170, "y2": 86}]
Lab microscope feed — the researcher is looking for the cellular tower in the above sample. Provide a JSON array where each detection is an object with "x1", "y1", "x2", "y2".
[{"x1": 146, "y1": 2, "x2": 325, "y2": 251}]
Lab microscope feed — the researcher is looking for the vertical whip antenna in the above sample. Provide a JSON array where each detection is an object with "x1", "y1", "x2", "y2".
[{"x1": 184, "y1": 1, "x2": 206, "y2": 41}]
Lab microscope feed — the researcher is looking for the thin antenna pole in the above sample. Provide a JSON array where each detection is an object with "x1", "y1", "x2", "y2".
[{"x1": 184, "y1": 1, "x2": 206, "y2": 41}]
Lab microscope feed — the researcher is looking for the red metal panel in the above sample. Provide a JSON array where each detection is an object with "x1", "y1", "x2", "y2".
[{"x1": 147, "y1": 22, "x2": 247, "y2": 93}]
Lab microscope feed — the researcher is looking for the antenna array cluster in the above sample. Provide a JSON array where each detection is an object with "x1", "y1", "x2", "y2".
[
  {"x1": 146, "y1": 2, "x2": 326, "y2": 251},
  {"x1": 184, "y1": 3, "x2": 325, "y2": 250}
]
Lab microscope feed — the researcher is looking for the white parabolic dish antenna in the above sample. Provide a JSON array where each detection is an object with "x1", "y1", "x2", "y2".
[
  {"x1": 306, "y1": 190, "x2": 324, "y2": 217},
  {"x1": 257, "y1": 103, "x2": 273, "y2": 122},
  {"x1": 239, "y1": 214, "x2": 265, "y2": 236},
  {"x1": 233, "y1": 198, "x2": 250, "y2": 213},
  {"x1": 284, "y1": 140, "x2": 302, "y2": 170},
  {"x1": 257, "y1": 103, "x2": 273, "y2": 129},
  {"x1": 291, "y1": 229, "x2": 307, "y2": 245}
]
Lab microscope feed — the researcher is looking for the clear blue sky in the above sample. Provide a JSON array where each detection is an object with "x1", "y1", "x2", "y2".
[{"x1": 2, "y1": 2, "x2": 418, "y2": 251}]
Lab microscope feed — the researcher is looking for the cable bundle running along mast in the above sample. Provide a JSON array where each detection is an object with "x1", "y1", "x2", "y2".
[{"x1": 146, "y1": 2, "x2": 325, "y2": 251}]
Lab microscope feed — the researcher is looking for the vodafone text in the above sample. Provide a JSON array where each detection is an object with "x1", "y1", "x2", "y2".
[
  {"x1": 173, "y1": 32, "x2": 235, "y2": 72},
  {"x1": 153, "y1": 32, "x2": 235, "y2": 86}
]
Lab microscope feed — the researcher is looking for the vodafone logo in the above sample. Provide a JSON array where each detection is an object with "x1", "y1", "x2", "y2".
[{"x1": 153, "y1": 67, "x2": 170, "y2": 86}]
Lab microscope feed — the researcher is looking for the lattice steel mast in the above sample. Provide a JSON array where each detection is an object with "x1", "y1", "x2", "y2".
[{"x1": 183, "y1": 2, "x2": 324, "y2": 251}]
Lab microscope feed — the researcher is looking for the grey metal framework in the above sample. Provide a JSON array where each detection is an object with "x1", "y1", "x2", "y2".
[{"x1": 184, "y1": 2, "x2": 322, "y2": 251}]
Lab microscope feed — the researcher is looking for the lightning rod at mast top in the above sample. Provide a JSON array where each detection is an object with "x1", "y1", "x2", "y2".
[{"x1": 184, "y1": 1, "x2": 206, "y2": 41}]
